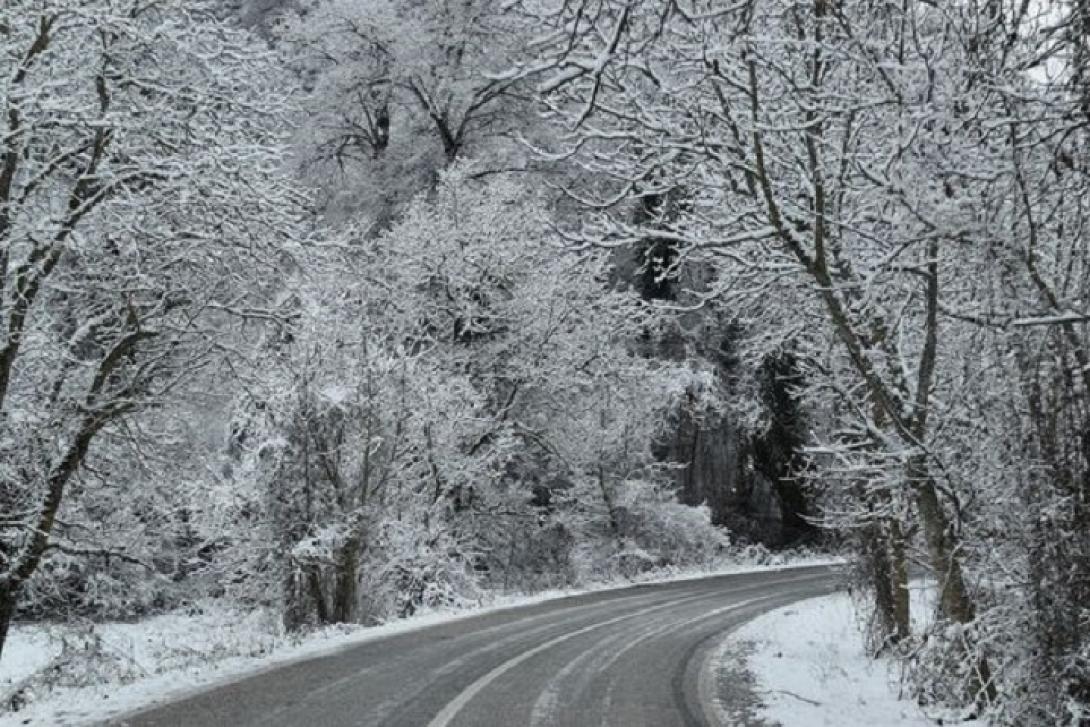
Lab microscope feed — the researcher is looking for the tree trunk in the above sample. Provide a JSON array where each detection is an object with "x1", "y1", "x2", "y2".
[
  {"x1": 597, "y1": 465, "x2": 620, "y2": 535},
  {"x1": 864, "y1": 521, "x2": 900, "y2": 649},
  {"x1": 307, "y1": 565, "x2": 330, "y2": 625},
  {"x1": 283, "y1": 566, "x2": 306, "y2": 632},
  {"x1": 0, "y1": 583, "x2": 14, "y2": 663},
  {"x1": 913, "y1": 462, "x2": 996, "y2": 705},
  {"x1": 889, "y1": 517, "x2": 910, "y2": 643},
  {"x1": 332, "y1": 536, "x2": 360, "y2": 624},
  {"x1": 859, "y1": 477, "x2": 910, "y2": 647},
  {"x1": 860, "y1": 515, "x2": 909, "y2": 649},
  {"x1": 913, "y1": 470, "x2": 974, "y2": 623}
]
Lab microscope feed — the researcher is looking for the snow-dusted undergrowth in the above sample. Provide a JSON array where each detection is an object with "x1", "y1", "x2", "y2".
[
  {"x1": 1, "y1": 553, "x2": 837, "y2": 726},
  {"x1": 722, "y1": 582, "x2": 982, "y2": 727}
]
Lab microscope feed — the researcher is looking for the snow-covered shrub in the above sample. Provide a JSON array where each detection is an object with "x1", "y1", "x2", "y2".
[
  {"x1": 362, "y1": 523, "x2": 482, "y2": 621},
  {"x1": 561, "y1": 476, "x2": 730, "y2": 584}
]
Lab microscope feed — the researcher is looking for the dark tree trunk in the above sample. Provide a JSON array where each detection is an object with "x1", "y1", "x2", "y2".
[
  {"x1": 0, "y1": 583, "x2": 15, "y2": 663},
  {"x1": 863, "y1": 521, "x2": 899, "y2": 649},
  {"x1": 888, "y1": 518, "x2": 910, "y2": 643},
  {"x1": 912, "y1": 463, "x2": 996, "y2": 705},
  {"x1": 332, "y1": 536, "x2": 360, "y2": 624},
  {"x1": 307, "y1": 565, "x2": 330, "y2": 625},
  {"x1": 913, "y1": 470, "x2": 975, "y2": 624},
  {"x1": 597, "y1": 465, "x2": 620, "y2": 536},
  {"x1": 282, "y1": 567, "x2": 306, "y2": 632},
  {"x1": 864, "y1": 517, "x2": 909, "y2": 648}
]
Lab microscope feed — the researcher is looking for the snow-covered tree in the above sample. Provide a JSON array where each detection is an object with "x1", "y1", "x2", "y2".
[
  {"x1": 279, "y1": 0, "x2": 537, "y2": 224},
  {"x1": 0, "y1": 1, "x2": 306, "y2": 659}
]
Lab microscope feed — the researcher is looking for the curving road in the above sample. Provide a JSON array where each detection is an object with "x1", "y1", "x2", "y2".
[{"x1": 110, "y1": 565, "x2": 838, "y2": 727}]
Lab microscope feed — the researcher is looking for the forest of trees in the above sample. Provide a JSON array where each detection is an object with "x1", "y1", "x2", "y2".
[{"x1": 2, "y1": 0, "x2": 1089, "y2": 724}]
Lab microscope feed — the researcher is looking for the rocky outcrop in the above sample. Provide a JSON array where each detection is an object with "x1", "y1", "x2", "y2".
[{"x1": 650, "y1": 320, "x2": 814, "y2": 548}]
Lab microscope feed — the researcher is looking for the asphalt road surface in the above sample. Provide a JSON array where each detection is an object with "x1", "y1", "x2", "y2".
[{"x1": 110, "y1": 565, "x2": 839, "y2": 727}]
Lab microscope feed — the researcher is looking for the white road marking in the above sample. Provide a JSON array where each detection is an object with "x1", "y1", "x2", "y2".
[
  {"x1": 528, "y1": 599, "x2": 750, "y2": 727},
  {"x1": 425, "y1": 594, "x2": 704, "y2": 727},
  {"x1": 528, "y1": 624, "x2": 634, "y2": 726}
]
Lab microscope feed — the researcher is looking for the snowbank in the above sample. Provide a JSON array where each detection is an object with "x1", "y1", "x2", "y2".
[
  {"x1": 1, "y1": 553, "x2": 839, "y2": 726},
  {"x1": 721, "y1": 582, "x2": 982, "y2": 727},
  {"x1": 0, "y1": 629, "x2": 56, "y2": 702}
]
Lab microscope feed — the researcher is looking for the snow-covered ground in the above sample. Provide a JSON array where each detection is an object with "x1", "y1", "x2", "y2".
[
  {"x1": 0, "y1": 553, "x2": 838, "y2": 726},
  {"x1": 721, "y1": 582, "x2": 982, "y2": 727}
]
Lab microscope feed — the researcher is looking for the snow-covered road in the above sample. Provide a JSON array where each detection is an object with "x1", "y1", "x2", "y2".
[{"x1": 107, "y1": 565, "x2": 838, "y2": 727}]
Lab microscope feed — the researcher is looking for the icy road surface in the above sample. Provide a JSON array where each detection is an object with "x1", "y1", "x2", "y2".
[{"x1": 109, "y1": 565, "x2": 838, "y2": 727}]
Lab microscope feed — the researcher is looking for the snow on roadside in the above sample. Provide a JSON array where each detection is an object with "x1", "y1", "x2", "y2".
[
  {"x1": 1, "y1": 553, "x2": 840, "y2": 727},
  {"x1": 721, "y1": 583, "x2": 981, "y2": 727},
  {"x1": 0, "y1": 630, "x2": 56, "y2": 698}
]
